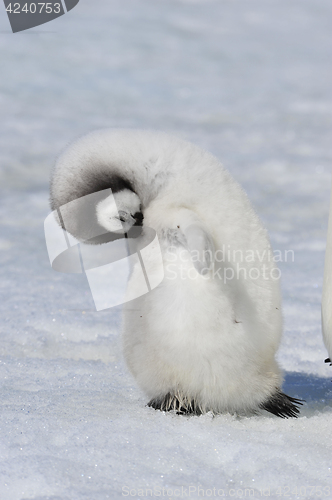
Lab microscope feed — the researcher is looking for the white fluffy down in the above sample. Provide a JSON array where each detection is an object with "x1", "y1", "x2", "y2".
[
  {"x1": 96, "y1": 189, "x2": 141, "y2": 233},
  {"x1": 51, "y1": 129, "x2": 283, "y2": 414}
]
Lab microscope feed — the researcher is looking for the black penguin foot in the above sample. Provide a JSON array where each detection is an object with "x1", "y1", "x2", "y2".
[
  {"x1": 148, "y1": 392, "x2": 203, "y2": 416},
  {"x1": 259, "y1": 389, "x2": 304, "y2": 418}
]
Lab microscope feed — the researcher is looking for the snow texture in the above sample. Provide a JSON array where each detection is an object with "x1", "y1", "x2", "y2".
[{"x1": 0, "y1": 0, "x2": 332, "y2": 498}]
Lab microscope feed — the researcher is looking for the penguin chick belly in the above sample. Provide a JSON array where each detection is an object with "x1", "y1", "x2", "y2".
[{"x1": 122, "y1": 245, "x2": 282, "y2": 413}]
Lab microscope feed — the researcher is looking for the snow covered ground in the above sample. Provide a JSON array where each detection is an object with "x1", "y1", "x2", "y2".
[{"x1": 0, "y1": 0, "x2": 332, "y2": 498}]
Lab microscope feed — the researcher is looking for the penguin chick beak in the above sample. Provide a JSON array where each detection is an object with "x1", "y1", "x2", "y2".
[{"x1": 133, "y1": 211, "x2": 144, "y2": 226}]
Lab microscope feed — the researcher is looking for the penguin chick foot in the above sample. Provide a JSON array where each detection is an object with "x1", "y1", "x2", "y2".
[
  {"x1": 148, "y1": 392, "x2": 203, "y2": 416},
  {"x1": 259, "y1": 389, "x2": 304, "y2": 418}
]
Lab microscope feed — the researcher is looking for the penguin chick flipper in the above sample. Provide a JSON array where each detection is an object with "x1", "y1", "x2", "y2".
[
  {"x1": 182, "y1": 224, "x2": 215, "y2": 275},
  {"x1": 259, "y1": 389, "x2": 304, "y2": 418},
  {"x1": 147, "y1": 393, "x2": 203, "y2": 416}
]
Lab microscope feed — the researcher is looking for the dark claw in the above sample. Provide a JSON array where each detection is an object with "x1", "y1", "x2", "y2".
[
  {"x1": 259, "y1": 389, "x2": 304, "y2": 418},
  {"x1": 148, "y1": 392, "x2": 203, "y2": 416}
]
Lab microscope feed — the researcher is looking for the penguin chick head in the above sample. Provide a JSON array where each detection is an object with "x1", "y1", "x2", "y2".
[{"x1": 96, "y1": 189, "x2": 143, "y2": 234}]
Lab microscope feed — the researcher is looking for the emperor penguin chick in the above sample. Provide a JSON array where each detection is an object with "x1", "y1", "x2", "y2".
[{"x1": 50, "y1": 128, "x2": 302, "y2": 418}]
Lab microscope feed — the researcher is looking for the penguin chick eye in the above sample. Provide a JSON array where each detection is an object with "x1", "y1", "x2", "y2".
[{"x1": 117, "y1": 210, "x2": 136, "y2": 224}]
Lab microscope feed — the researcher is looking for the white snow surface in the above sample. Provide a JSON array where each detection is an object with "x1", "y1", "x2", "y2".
[{"x1": 1, "y1": 0, "x2": 332, "y2": 498}]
